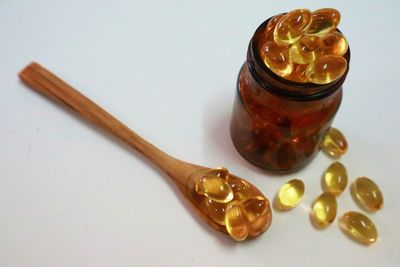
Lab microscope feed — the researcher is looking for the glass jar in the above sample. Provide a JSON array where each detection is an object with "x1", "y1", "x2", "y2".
[{"x1": 230, "y1": 17, "x2": 350, "y2": 173}]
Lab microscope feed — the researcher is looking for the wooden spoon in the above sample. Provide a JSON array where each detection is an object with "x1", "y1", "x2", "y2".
[{"x1": 19, "y1": 62, "x2": 271, "y2": 240}]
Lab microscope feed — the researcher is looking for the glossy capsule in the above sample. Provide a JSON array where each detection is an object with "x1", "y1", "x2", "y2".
[
  {"x1": 205, "y1": 198, "x2": 227, "y2": 225},
  {"x1": 225, "y1": 201, "x2": 250, "y2": 241},
  {"x1": 227, "y1": 175, "x2": 250, "y2": 200},
  {"x1": 340, "y1": 211, "x2": 378, "y2": 245},
  {"x1": 243, "y1": 196, "x2": 272, "y2": 235},
  {"x1": 274, "y1": 179, "x2": 305, "y2": 210},
  {"x1": 310, "y1": 192, "x2": 337, "y2": 228},
  {"x1": 322, "y1": 162, "x2": 348, "y2": 196},
  {"x1": 289, "y1": 35, "x2": 322, "y2": 64},
  {"x1": 306, "y1": 8, "x2": 341, "y2": 36},
  {"x1": 306, "y1": 55, "x2": 347, "y2": 84},
  {"x1": 321, "y1": 127, "x2": 348, "y2": 157},
  {"x1": 264, "y1": 14, "x2": 284, "y2": 41},
  {"x1": 319, "y1": 32, "x2": 348, "y2": 57},
  {"x1": 259, "y1": 41, "x2": 293, "y2": 77},
  {"x1": 195, "y1": 175, "x2": 233, "y2": 203},
  {"x1": 274, "y1": 9, "x2": 312, "y2": 46},
  {"x1": 286, "y1": 63, "x2": 308, "y2": 83},
  {"x1": 351, "y1": 177, "x2": 383, "y2": 211}
]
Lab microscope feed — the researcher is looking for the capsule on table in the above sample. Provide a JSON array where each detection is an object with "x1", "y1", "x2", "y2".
[
  {"x1": 286, "y1": 63, "x2": 308, "y2": 83},
  {"x1": 263, "y1": 14, "x2": 285, "y2": 41},
  {"x1": 195, "y1": 175, "x2": 234, "y2": 203},
  {"x1": 243, "y1": 196, "x2": 272, "y2": 236},
  {"x1": 310, "y1": 192, "x2": 337, "y2": 228},
  {"x1": 322, "y1": 162, "x2": 348, "y2": 196},
  {"x1": 274, "y1": 179, "x2": 305, "y2": 210},
  {"x1": 306, "y1": 8, "x2": 341, "y2": 36},
  {"x1": 225, "y1": 201, "x2": 250, "y2": 241},
  {"x1": 226, "y1": 175, "x2": 250, "y2": 200},
  {"x1": 274, "y1": 9, "x2": 312, "y2": 46},
  {"x1": 340, "y1": 211, "x2": 378, "y2": 245},
  {"x1": 319, "y1": 32, "x2": 348, "y2": 57},
  {"x1": 306, "y1": 55, "x2": 347, "y2": 84},
  {"x1": 205, "y1": 198, "x2": 227, "y2": 225},
  {"x1": 351, "y1": 177, "x2": 383, "y2": 211},
  {"x1": 289, "y1": 35, "x2": 322, "y2": 64},
  {"x1": 321, "y1": 127, "x2": 348, "y2": 157},
  {"x1": 259, "y1": 41, "x2": 293, "y2": 77}
]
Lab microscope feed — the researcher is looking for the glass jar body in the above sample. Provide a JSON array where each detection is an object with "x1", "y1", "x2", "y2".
[{"x1": 230, "y1": 63, "x2": 343, "y2": 173}]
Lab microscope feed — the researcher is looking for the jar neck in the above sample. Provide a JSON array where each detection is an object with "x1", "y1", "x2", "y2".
[{"x1": 247, "y1": 18, "x2": 351, "y2": 101}]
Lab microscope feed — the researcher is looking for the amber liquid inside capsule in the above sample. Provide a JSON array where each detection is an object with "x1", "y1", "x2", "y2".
[
  {"x1": 289, "y1": 35, "x2": 321, "y2": 64},
  {"x1": 322, "y1": 162, "x2": 348, "y2": 196},
  {"x1": 273, "y1": 9, "x2": 312, "y2": 46},
  {"x1": 310, "y1": 192, "x2": 337, "y2": 228},
  {"x1": 187, "y1": 168, "x2": 272, "y2": 241},
  {"x1": 351, "y1": 177, "x2": 383, "y2": 211},
  {"x1": 259, "y1": 41, "x2": 293, "y2": 77},
  {"x1": 274, "y1": 179, "x2": 304, "y2": 210},
  {"x1": 340, "y1": 211, "x2": 378, "y2": 245},
  {"x1": 195, "y1": 175, "x2": 233, "y2": 203},
  {"x1": 306, "y1": 8, "x2": 341, "y2": 36},
  {"x1": 321, "y1": 127, "x2": 348, "y2": 157},
  {"x1": 319, "y1": 32, "x2": 348, "y2": 57},
  {"x1": 306, "y1": 55, "x2": 347, "y2": 85}
]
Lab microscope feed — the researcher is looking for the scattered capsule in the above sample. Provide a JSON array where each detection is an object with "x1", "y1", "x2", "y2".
[
  {"x1": 306, "y1": 8, "x2": 341, "y2": 36},
  {"x1": 264, "y1": 14, "x2": 285, "y2": 41},
  {"x1": 310, "y1": 192, "x2": 337, "y2": 228},
  {"x1": 227, "y1": 175, "x2": 251, "y2": 200},
  {"x1": 319, "y1": 32, "x2": 348, "y2": 57},
  {"x1": 340, "y1": 211, "x2": 378, "y2": 245},
  {"x1": 351, "y1": 177, "x2": 383, "y2": 211},
  {"x1": 225, "y1": 201, "x2": 250, "y2": 241},
  {"x1": 286, "y1": 63, "x2": 308, "y2": 83},
  {"x1": 243, "y1": 196, "x2": 272, "y2": 236},
  {"x1": 289, "y1": 35, "x2": 322, "y2": 64},
  {"x1": 195, "y1": 175, "x2": 234, "y2": 203},
  {"x1": 306, "y1": 55, "x2": 347, "y2": 84},
  {"x1": 322, "y1": 162, "x2": 348, "y2": 196},
  {"x1": 274, "y1": 179, "x2": 304, "y2": 210},
  {"x1": 321, "y1": 127, "x2": 348, "y2": 157},
  {"x1": 259, "y1": 41, "x2": 293, "y2": 77},
  {"x1": 205, "y1": 198, "x2": 227, "y2": 225},
  {"x1": 274, "y1": 9, "x2": 312, "y2": 46}
]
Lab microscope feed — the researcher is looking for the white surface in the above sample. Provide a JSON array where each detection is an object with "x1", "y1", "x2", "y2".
[{"x1": 1, "y1": 0, "x2": 400, "y2": 266}]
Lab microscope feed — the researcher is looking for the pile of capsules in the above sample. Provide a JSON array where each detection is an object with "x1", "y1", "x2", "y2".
[
  {"x1": 274, "y1": 127, "x2": 383, "y2": 245},
  {"x1": 188, "y1": 168, "x2": 272, "y2": 241},
  {"x1": 258, "y1": 8, "x2": 348, "y2": 84}
]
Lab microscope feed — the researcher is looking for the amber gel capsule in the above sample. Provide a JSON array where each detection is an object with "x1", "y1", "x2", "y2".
[
  {"x1": 321, "y1": 127, "x2": 348, "y2": 157},
  {"x1": 225, "y1": 201, "x2": 250, "y2": 241},
  {"x1": 264, "y1": 14, "x2": 284, "y2": 41},
  {"x1": 195, "y1": 175, "x2": 233, "y2": 203},
  {"x1": 340, "y1": 211, "x2": 378, "y2": 245},
  {"x1": 322, "y1": 162, "x2": 348, "y2": 196},
  {"x1": 307, "y1": 8, "x2": 341, "y2": 36},
  {"x1": 351, "y1": 177, "x2": 383, "y2": 211},
  {"x1": 227, "y1": 175, "x2": 250, "y2": 200},
  {"x1": 274, "y1": 9, "x2": 312, "y2": 46},
  {"x1": 319, "y1": 32, "x2": 348, "y2": 57},
  {"x1": 289, "y1": 35, "x2": 322, "y2": 64},
  {"x1": 306, "y1": 55, "x2": 347, "y2": 84},
  {"x1": 274, "y1": 179, "x2": 305, "y2": 210},
  {"x1": 310, "y1": 192, "x2": 337, "y2": 228},
  {"x1": 205, "y1": 199, "x2": 227, "y2": 225},
  {"x1": 259, "y1": 41, "x2": 293, "y2": 77},
  {"x1": 243, "y1": 196, "x2": 272, "y2": 235}
]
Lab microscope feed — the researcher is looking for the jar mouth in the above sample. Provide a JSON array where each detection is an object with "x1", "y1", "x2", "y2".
[{"x1": 247, "y1": 16, "x2": 351, "y2": 101}]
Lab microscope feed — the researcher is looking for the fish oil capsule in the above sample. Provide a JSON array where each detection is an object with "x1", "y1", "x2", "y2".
[
  {"x1": 274, "y1": 9, "x2": 312, "y2": 46},
  {"x1": 227, "y1": 175, "x2": 250, "y2": 200},
  {"x1": 225, "y1": 201, "x2": 250, "y2": 241},
  {"x1": 351, "y1": 177, "x2": 383, "y2": 211},
  {"x1": 306, "y1": 55, "x2": 347, "y2": 84},
  {"x1": 321, "y1": 127, "x2": 348, "y2": 157},
  {"x1": 286, "y1": 64, "x2": 308, "y2": 83},
  {"x1": 206, "y1": 167, "x2": 228, "y2": 179},
  {"x1": 289, "y1": 35, "x2": 322, "y2": 64},
  {"x1": 264, "y1": 14, "x2": 285, "y2": 41},
  {"x1": 205, "y1": 198, "x2": 227, "y2": 225},
  {"x1": 310, "y1": 192, "x2": 337, "y2": 228},
  {"x1": 274, "y1": 179, "x2": 304, "y2": 210},
  {"x1": 195, "y1": 175, "x2": 234, "y2": 203},
  {"x1": 306, "y1": 8, "x2": 341, "y2": 36},
  {"x1": 322, "y1": 162, "x2": 348, "y2": 196},
  {"x1": 319, "y1": 32, "x2": 348, "y2": 57},
  {"x1": 243, "y1": 196, "x2": 272, "y2": 235},
  {"x1": 259, "y1": 41, "x2": 293, "y2": 77},
  {"x1": 340, "y1": 211, "x2": 378, "y2": 245}
]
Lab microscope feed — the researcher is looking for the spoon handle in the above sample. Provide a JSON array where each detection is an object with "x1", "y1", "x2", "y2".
[{"x1": 19, "y1": 62, "x2": 195, "y2": 188}]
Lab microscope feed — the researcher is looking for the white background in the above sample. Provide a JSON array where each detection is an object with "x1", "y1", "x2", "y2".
[{"x1": 1, "y1": 0, "x2": 400, "y2": 266}]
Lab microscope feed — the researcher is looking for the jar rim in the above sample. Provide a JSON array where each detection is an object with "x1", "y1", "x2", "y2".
[{"x1": 247, "y1": 16, "x2": 351, "y2": 101}]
